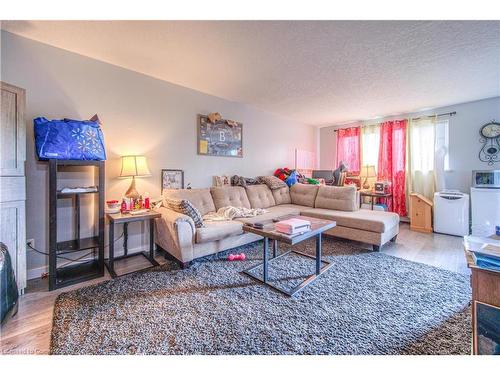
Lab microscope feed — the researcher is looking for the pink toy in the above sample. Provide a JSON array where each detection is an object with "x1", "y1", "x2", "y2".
[{"x1": 227, "y1": 253, "x2": 246, "y2": 261}]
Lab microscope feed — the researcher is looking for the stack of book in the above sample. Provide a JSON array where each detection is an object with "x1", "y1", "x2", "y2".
[
  {"x1": 465, "y1": 236, "x2": 500, "y2": 271},
  {"x1": 275, "y1": 218, "x2": 311, "y2": 236},
  {"x1": 471, "y1": 244, "x2": 500, "y2": 271}
]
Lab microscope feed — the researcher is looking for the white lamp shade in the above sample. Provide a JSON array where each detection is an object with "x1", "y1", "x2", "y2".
[
  {"x1": 361, "y1": 165, "x2": 376, "y2": 178},
  {"x1": 119, "y1": 155, "x2": 151, "y2": 177}
]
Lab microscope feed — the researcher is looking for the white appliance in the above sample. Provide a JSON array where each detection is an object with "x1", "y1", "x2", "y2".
[
  {"x1": 471, "y1": 188, "x2": 500, "y2": 236},
  {"x1": 471, "y1": 170, "x2": 500, "y2": 236},
  {"x1": 434, "y1": 190, "x2": 470, "y2": 236},
  {"x1": 472, "y1": 170, "x2": 500, "y2": 188}
]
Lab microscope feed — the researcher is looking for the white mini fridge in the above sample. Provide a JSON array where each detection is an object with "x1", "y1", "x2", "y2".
[
  {"x1": 433, "y1": 191, "x2": 469, "y2": 236},
  {"x1": 471, "y1": 187, "x2": 500, "y2": 236}
]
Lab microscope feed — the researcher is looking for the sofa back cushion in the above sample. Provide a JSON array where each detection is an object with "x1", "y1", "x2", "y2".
[
  {"x1": 210, "y1": 186, "x2": 251, "y2": 210},
  {"x1": 290, "y1": 183, "x2": 319, "y2": 207},
  {"x1": 162, "y1": 188, "x2": 216, "y2": 215},
  {"x1": 272, "y1": 186, "x2": 291, "y2": 205},
  {"x1": 315, "y1": 185, "x2": 359, "y2": 211},
  {"x1": 245, "y1": 185, "x2": 276, "y2": 209}
]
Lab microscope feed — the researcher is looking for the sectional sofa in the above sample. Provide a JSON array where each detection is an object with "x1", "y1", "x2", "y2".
[{"x1": 155, "y1": 183, "x2": 400, "y2": 267}]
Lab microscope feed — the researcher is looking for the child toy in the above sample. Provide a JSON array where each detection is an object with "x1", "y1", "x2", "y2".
[{"x1": 227, "y1": 253, "x2": 246, "y2": 261}]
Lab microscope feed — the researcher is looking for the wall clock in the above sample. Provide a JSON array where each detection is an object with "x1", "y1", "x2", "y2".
[{"x1": 479, "y1": 121, "x2": 500, "y2": 165}]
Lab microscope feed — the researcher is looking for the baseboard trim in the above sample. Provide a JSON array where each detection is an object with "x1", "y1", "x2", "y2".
[{"x1": 27, "y1": 265, "x2": 48, "y2": 280}]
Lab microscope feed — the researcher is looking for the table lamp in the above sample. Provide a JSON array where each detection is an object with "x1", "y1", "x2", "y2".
[
  {"x1": 360, "y1": 165, "x2": 376, "y2": 190},
  {"x1": 119, "y1": 155, "x2": 151, "y2": 199}
]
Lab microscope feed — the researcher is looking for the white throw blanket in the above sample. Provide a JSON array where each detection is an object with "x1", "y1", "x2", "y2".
[{"x1": 203, "y1": 206, "x2": 268, "y2": 221}]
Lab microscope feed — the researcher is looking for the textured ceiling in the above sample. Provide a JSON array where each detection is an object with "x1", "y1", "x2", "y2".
[{"x1": 2, "y1": 21, "x2": 500, "y2": 126}]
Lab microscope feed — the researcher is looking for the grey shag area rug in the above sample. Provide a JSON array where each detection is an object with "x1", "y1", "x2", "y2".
[{"x1": 51, "y1": 237, "x2": 472, "y2": 355}]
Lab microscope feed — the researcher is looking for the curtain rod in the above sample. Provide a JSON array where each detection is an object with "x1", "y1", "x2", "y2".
[
  {"x1": 411, "y1": 111, "x2": 456, "y2": 121},
  {"x1": 333, "y1": 111, "x2": 457, "y2": 131}
]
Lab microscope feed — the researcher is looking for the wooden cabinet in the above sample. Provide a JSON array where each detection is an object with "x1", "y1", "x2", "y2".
[
  {"x1": 409, "y1": 193, "x2": 433, "y2": 233},
  {"x1": 464, "y1": 242, "x2": 500, "y2": 355},
  {"x1": 0, "y1": 82, "x2": 27, "y2": 292}
]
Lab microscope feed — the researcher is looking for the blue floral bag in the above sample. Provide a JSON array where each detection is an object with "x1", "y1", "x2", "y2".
[{"x1": 34, "y1": 117, "x2": 107, "y2": 160}]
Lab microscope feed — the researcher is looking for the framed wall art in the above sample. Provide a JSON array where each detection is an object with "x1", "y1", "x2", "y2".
[
  {"x1": 197, "y1": 114, "x2": 243, "y2": 157},
  {"x1": 161, "y1": 169, "x2": 184, "y2": 192},
  {"x1": 213, "y1": 175, "x2": 231, "y2": 187}
]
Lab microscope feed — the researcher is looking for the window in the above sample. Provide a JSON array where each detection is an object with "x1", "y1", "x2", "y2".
[
  {"x1": 361, "y1": 125, "x2": 380, "y2": 173},
  {"x1": 335, "y1": 127, "x2": 361, "y2": 173},
  {"x1": 410, "y1": 118, "x2": 435, "y2": 173},
  {"x1": 435, "y1": 119, "x2": 450, "y2": 171},
  {"x1": 409, "y1": 117, "x2": 450, "y2": 199}
]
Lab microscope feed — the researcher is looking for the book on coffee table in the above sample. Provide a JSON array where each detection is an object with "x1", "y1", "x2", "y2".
[{"x1": 275, "y1": 218, "x2": 311, "y2": 235}]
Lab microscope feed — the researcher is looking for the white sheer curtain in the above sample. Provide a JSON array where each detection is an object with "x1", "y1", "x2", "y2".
[
  {"x1": 361, "y1": 124, "x2": 380, "y2": 172},
  {"x1": 434, "y1": 119, "x2": 450, "y2": 191},
  {"x1": 408, "y1": 117, "x2": 449, "y2": 200}
]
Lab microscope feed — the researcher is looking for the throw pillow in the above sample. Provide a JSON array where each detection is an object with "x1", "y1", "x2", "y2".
[
  {"x1": 257, "y1": 175, "x2": 288, "y2": 190},
  {"x1": 230, "y1": 175, "x2": 259, "y2": 187},
  {"x1": 164, "y1": 197, "x2": 205, "y2": 228}
]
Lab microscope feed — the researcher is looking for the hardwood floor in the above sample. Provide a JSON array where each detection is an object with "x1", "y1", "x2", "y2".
[
  {"x1": 0, "y1": 223, "x2": 469, "y2": 355},
  {"x1": 384, "y1": 223, "x2": 469, "y2": 275}
]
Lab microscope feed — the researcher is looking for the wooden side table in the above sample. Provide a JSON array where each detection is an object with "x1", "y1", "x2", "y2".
[
  {"x1": 359, "y1": 190, "x2": 392, "y2": 210},
  {"x1": 105, "y1": 210, "x2": 161, "y2": 278}
]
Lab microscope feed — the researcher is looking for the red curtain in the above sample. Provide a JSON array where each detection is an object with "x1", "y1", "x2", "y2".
[
  {"x1": 336, "y1": 127, "x2": 360, "y2": 174},
  {"x1": 377, "y1": 120, "x2": 407, "y2": 216}
]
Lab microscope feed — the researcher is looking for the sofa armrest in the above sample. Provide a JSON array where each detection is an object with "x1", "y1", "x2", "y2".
[{"x1": 155, "y1": 206, "x2": 196, "y2": 263}]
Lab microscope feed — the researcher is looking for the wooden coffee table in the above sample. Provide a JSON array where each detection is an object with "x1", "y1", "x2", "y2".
[{"x1": 242, "y1": 215, "x2": 336, "y2": 296}]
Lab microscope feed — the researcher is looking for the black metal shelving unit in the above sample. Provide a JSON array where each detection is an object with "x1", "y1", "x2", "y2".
[{"x1": 48, "y1": 159, "x2": 105, "y2": 290}]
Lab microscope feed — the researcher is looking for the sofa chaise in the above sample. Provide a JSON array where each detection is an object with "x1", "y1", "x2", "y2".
[{"x1": 155, "y1": 183, "x2": 400, "y2": 267}]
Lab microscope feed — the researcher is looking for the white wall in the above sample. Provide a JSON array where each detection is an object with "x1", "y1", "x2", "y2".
[
  {"x1": 1, "y1": 31, "x2": 317, "y2": 277},
  {"x1": 319, "y1": 126, "x2": 336, "y2": 170},
  {"x1": 320, "y1": 97, "x2": 500, "y2": 193}
]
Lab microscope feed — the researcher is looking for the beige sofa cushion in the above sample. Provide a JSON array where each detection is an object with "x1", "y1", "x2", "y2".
[
  {"x1": 245, "y1": 185, "x2": 276, "y2": 209},
  {"x1": 163, "y1": 188, "x2": 216, "y2": 215},
  {"x1": 234, "y1": 205, "x2": 303, "y2": 225},
  {"x1": 315, "y1": 185, "x2": 359, "y2": 211},
  {"x1": 272, "y1": 186, "x2": 291, "y2": 205},
  {"x1": 195, "y1": 221, "x2": 244, "y2": 244},
  {"x1": 210, "y1": 186, "x2": 251, "y2": 210},
  {"x1": 290, "y1": 183, "x2": 319, "y2": 207},
  {"x1": 301, "y1": 208, "x2": 399, "y2": 233}
]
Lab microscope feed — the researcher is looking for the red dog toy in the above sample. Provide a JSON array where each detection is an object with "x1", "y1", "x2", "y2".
[{"x1": 227, "y1": 253, "x2": 246, "y2": 261}]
